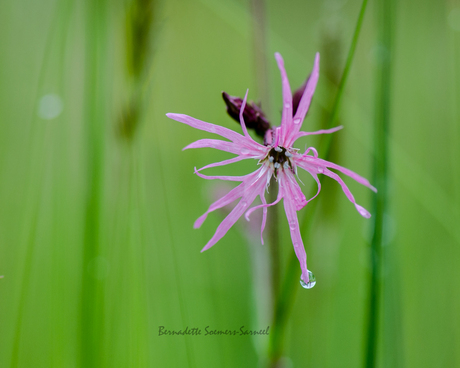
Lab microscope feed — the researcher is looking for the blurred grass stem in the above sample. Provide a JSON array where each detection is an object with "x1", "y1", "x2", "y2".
[
  {"x1": 79, "y1": 1, "x2": 108, "y2": 366},
  {"x1": 365, "y1": 0, "x2": 393, "y2": 366},
  {"x1": 267, "y1": 0, "x2": 369, "y2": 365},
  {"x1": 10, "y1": 3, "x2": 72, "y2": 366},
  {"x1": 251, "y1": 0, "x2": 279, "y2": 320}
]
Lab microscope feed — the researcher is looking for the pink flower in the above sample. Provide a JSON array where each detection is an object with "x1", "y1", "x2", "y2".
[{"x1": 166, "y1": 53, "x2": 376, "y2": 286}]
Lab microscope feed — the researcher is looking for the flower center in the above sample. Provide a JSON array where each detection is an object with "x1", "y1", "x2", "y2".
[{"x1": 266, "y1": 146, "x2": 293, "y2": 174}]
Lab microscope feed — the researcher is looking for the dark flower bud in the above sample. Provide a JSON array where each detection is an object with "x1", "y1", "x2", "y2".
[
  {"x1": 222, "y1": 92, "x2": 271, "y2": 138},
  {"x1": 292, "y1": 74, "x2": 311, "y2": 117}
]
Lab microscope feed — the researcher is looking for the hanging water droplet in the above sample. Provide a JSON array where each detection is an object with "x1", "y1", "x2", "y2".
[
  {"x1": 293, "y1": 118, "x2": 302, "y2": 125},
  {"x1": 241, "y1": 149, "x2": 250, "y2": 155},
  {"x1": 288, "y1": 220, "x2": 296, "y2": 230},
  {"x1": 317, "y1": 167, "x2": 324, "y2": 174},
  {"x1": 300, "y1": 270, "x2": 316, "y2": 289},
  {"x1": 284, "y1": 103, "x2": 290, "y2": 108}
]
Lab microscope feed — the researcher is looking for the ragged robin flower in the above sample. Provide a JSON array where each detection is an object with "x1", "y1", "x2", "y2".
[{"x1": 166, "y1": 53, "x2": 376, "y2": 286}]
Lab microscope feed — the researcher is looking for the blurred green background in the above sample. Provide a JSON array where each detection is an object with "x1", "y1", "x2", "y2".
[{"x1": 1, "y1": 0, "x2": 459, "y2": 367}]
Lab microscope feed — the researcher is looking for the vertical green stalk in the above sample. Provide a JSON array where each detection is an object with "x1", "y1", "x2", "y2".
[
  {"x1": 11, "y1": 2, "x2": 73, "y2": 366},
  {"x1": 267, "y1": 0, "x2": 369, "y2": 365},
  {"x1": 79, "y1": 1, "x2": 108, "y2": 367},
  {"x1": 251, "y1": 0, "x2": 271, "y2": 114},
  {"x1": 113, "y1": 1, "x2": 156, "y2": 363},
  {"x1": 251, "y1": 0, "x2": 280, "y2": 319},
  {"x1": 365, "y1": 0, "x2": 393, "y2": 366},
  {"x1": 118, "y1": 0, "x2": 156, "y2": 141}
]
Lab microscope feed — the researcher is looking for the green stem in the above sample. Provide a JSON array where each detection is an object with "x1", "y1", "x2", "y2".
[
  {"x1": 267, "y1": 0, "x2": 369, "y2": 365},
  {"x1": 327, "y1": 0, "x2": 369, "y2": 131},
  {"x1": 268, "y1": 177, "x2": 280, "y2": 304},
  {"x1": 250, "y1": 0, "x2": 280, "y2": 317},
  {"x1": 79, "y1": 1, "x2": 108, "y2": 367},
  {"x1": 365, "y1": 0, "x2": 393, "y2": 366}
]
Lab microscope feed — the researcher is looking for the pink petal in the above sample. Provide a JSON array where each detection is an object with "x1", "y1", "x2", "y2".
[
  {"x1": 201, "y1": 196, "x2": 255, "y2": 252},
  {"x1": 259, "y1": 193, "x2": 267, "y2": 245},
  {"x1": 281, "y1": 170, "x2": 308, "y2": 211},
  {"x1": 244, "y1": 186, "x2": 282, "y2": 221},
  {"x1": 303, "y1": 147, "x2": 318, "y2": 158},
  {"x1": 194, "y1": 167, "x2": 248, "y2": 182},
  {"x1": 275, "y1": 53, "x2": 293, "y2": 146},
  {"x1": 322, "y1": 168, "x2": 372, "y2": 218},
  {"x1": 286, "y1": 53, "x2": 320, "y2": 147},
  {"x1": 195, "y1": 156, "x2": 249, "y2": 172},
  {"x1": 293, "y1": 125, "x2": 343, "y2": 142},
  {"x1": 194, "y1": 181, "x2": 247, "y2": 229},
  {"x1": 239, "y1": 89, "x2": 253, "y2": 141},
  {"x1": 309, "y1": 156, "x2": 377, "y2": 193},
  {"x1": 282, "y1": 186, "x2": 310, "y2": 284},
  {"x1": 184, "y1": 139, "x2": 252, "y2": 156},
  {"x1": 200, "y1": 167, "x2": 270, "y2": 251},
  {"x1": 167, "y1": 113, "x2": 261, "y2": 150},
  {"x1": 302, "y1": 170, "x2": 322, "y2": 204}
]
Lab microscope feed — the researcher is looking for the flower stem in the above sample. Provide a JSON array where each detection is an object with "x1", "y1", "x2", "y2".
[
  {"x1": 365, "y1": 0, "x2": 393, "y2": 366},
  {"x1": 250, "y1": 0, "x2": 280, "y2": 314},
  {"x1": 268, "y1": 178, "x2": 281, "y2": 304},
  {"x1": 267, "y1": 0, "x2": 369, "y2": 365}
]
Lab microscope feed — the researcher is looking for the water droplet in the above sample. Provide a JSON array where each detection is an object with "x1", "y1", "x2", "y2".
[
  {"x1": 241, "y1": 200, "x2": 247, "y2": 207},
  {"x1": 284, "y1": 103, "x2": 290, "y2": 108},
  {"x1": 38, "y1": 94, "x2": 63, "y2": 120},
  {"x1": 293, "y1": 118, "x2": 302, "y2": 125},
  {"x1": 289, "y1": 221, "x2": 296, "y2": 230},
  {"x1": 241, "y1": 149, "x2": 250, "y2": 155},
  {"x1": 300, "y1": 270, "x2": 316, "y2": 289},
  {"x1": 317, "y1": 167, "x2": 324, "y2": 174}
]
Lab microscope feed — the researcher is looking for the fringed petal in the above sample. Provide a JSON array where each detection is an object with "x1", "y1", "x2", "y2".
[
  {"x1": 286, "y1": 53, "x2": 320, "y2": 147},
  {"x1": 200, "y1": 166, "x2": 270, "y2": 251},
  {"x1": 323, "y1": 168, "x2": 372, "y2": 218},
  {"x1": 275, "y1": 53, "x2": 293, "y2": 145}
]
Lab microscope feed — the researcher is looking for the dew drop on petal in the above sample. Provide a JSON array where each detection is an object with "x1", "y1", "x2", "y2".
[
  {"x1": 288, "y1": 220, "x2": 296, "y2": 231},
  {"x1": 284, "y1": 103, "x2": 290, "y2": 108},
  {"x1": 38, "y1": 94, "x2": 63, "y2": 120},
  {"x1": 300, "y1": 270, "x2": 316, "y2": 289},
  {"x1": 293, "y1": 118, "x2": 302, "y2": 125},
  {"x1": 317, "y1": 167, "x2": 324, "y2": 174},
  {"x1": 241, "y1": 149, "x2": 250, "y2": 155}
]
